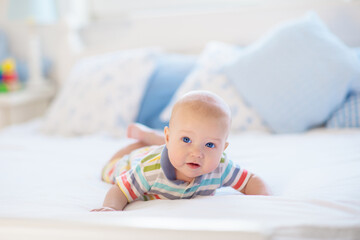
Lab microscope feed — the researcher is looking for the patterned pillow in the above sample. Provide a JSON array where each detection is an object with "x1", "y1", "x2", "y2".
[
  {"x1": 41, "y1": 48, "x2": 158, "y2": 137},
  {"x1": 160, "y1": 42, "x2": 269, "y2": 133},
  {"x1": 326, "y1": 92, "x2": 360, "y2": 128}
]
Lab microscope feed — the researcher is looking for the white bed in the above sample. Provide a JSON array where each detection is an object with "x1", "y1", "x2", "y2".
[
  {"x1": 1, "y1": 1, "x2": 360, "y2": 239},
  {"x1": 1, "y1": 121, "x2": 360, "y2": 239}
]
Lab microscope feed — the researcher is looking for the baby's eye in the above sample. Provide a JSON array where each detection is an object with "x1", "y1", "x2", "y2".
[
  {"x1": 205, "y1": 142, "x2": 215, "y2": 148},
  {"x1": 182, "y1": 137, "x2": 191, "y2": 143}
]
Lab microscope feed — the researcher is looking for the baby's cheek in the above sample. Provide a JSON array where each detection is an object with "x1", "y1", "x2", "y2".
[{"x1": 204, "y1": 160, "x2": 220, "y2": 173}]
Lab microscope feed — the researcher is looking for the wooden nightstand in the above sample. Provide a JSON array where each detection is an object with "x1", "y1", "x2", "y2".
[{"x1": 0, "y1": 86, "x2": 56, "y2": 129}]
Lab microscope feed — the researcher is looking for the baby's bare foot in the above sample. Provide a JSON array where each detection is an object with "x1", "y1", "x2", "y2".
[
  {"x1": 127, "y1": 123, "x2": 151, "y2": 141},
  {"x1": 127, "y1": 123, "x2": 165, "y2": 146}
]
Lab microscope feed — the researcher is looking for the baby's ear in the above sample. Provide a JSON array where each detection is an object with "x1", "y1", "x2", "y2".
[{"x1": 224, "y1": 142, "x2": 229, "y2": 151}]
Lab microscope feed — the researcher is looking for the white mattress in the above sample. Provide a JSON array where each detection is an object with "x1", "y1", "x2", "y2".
[{"x1": 1, "y1": 121, "x2": 360, "y2": 240}]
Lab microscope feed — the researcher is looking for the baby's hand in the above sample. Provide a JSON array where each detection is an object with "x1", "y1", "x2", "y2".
[{"x1": 91, "y1": 207, "x2": 117, "y2": 212}]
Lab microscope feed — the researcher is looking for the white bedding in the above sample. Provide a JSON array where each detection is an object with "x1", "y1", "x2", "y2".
[{"x1": 1, "y1": 121, "x2": 360, "y2": 240}]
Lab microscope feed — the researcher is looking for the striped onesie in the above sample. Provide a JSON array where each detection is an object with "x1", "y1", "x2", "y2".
[{"x1": 102, "y1": 145, "x2": 251, "y2": 202}]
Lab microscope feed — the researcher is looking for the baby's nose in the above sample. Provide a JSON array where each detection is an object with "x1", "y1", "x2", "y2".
[{"x1": 191, "y1": 146, "x2": 204, "y2": 158}]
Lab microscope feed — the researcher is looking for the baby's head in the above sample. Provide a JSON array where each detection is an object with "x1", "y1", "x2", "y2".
[{"x1": 164, "y1": 90, "x2": 232, "y2": 182}]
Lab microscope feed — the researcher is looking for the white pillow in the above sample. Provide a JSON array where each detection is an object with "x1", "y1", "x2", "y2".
[
  {"x1": 41, "y1": 48, "x2": 158, "y2": 137},
  {"x1": 160, "y1": 42, "x2": 269, "y2": 133}
]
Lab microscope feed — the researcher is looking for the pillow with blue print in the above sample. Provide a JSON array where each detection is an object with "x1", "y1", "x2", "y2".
[
  {"x1": 41, "y1": 48, "x2": 159, "y2": 137},
  {"x1": 221, "y1": 12, "x2": 360, "y2": 133}
]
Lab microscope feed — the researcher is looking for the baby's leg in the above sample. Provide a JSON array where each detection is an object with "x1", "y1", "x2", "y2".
[
  {"x1": 102, "y1": 123, "x2": 165, "y2": 183},
  {"x1": 103, "y1": 141, "x2": 147, "y2": 183},
  {"x1": 127, "y1": 123, "x2": 165, "y2": 146}
]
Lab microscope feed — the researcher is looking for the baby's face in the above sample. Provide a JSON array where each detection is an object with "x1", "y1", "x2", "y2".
[{"x1": 164, "y1": 107, "x2": 230, "y2": 182}]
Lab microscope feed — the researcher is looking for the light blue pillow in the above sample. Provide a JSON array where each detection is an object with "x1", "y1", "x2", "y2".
[
  {"x1": 222, "y1": 12, "x2": 360, "y2": 133},
  {"x1": 326, "y1": 92, "x2": 360, "y2": 128},
  {"x1": 136, "y1": 53, "x2": 196, "y2": 129}
]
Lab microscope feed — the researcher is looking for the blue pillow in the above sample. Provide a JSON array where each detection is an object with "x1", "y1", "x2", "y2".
[
  {"x1": 136, "y1": 53, "x2": 196, "y2": 129},
  {"x1": 326, "y1": 91, "x2": 360, "y2": 128},
  {"x1": 222, "y1": 12, "x2": 360, "y2": 133}
]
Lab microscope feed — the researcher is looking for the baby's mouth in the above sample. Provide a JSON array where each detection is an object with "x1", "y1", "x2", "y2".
[{"x1": 186, "y1": 163, "x2": 200, "y2": 169}]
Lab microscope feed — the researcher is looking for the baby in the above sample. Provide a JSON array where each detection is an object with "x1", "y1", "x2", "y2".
[{"x1": 92, "y1": 90, "x2": 270, "y2": 211}]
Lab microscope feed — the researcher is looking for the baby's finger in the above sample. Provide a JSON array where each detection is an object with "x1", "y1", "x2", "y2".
[{"x1": 91, "y1": 207, "x2": 116, "y2": 212}]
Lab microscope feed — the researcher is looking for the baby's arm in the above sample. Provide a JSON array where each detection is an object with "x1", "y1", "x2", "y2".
[
  {"x1": 91, "y1": 185, "x2": 128, "y2": 211},
  {"x1": 241, "y1": 174, "x2": 271, "y2": 196}
]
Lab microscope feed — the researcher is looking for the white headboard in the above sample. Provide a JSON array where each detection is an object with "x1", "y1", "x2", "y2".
[
  {"x1": 39, "y1": 0, "x2": 360, "y2": 85},
  {"x1": 78, "y1": 0, "x2": 360, "y2": 55}
]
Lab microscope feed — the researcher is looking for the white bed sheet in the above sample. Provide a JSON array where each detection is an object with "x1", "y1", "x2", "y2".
[{"x1": 1, "y1": 121, "x2": 360, "y2": 240}]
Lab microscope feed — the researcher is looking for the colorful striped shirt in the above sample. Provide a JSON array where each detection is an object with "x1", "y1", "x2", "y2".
[{"x1": 115, "y1": 145, "x2": 251, "y2": 202}]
